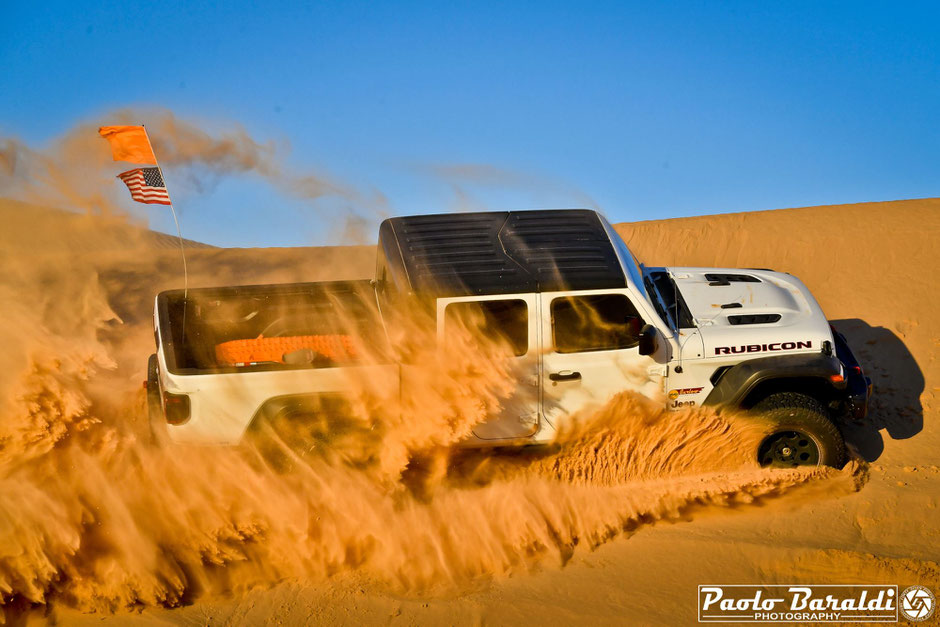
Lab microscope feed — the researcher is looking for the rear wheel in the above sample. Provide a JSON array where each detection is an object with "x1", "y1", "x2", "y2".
[
  {"x1": 750, "y1": 392, "x2": 846, "y2": 468},
  {"x1": 243, "y1": 395, "x2": 380, "y2": 472},
  {"x1": 146, "y1": 354, "x2": 166, "y2": 442}
]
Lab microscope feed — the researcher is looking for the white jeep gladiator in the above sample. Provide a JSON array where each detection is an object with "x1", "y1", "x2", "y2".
[{"x1": 147, "y1": 210, "x2": 872, "y2": 468}]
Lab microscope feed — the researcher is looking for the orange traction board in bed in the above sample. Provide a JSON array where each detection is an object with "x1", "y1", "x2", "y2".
[{"x1": 215, "y1": 334, "x2": 357, "y2": 366}]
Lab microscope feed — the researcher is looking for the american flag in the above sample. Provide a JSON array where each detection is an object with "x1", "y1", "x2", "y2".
[{"x1": 117, "y1": 167, "x2": 171, "y2": 205}]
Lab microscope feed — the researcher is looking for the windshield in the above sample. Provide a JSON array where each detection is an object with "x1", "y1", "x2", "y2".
[
  {"x1": 609, "y1": 228, "x2": 652, "y2": 301},
  {"x1": 644, "y1": 271, "x2": 697, "y2": 330}
]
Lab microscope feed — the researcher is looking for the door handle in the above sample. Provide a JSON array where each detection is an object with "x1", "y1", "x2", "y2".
[{"x1": 549, "y1": 370, "x2": 582, "y2": 382}]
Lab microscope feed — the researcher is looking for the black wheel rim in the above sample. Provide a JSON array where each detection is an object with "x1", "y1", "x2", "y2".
[{"x1": 758, "y1": 430, "x2": 820, "y2": 467}]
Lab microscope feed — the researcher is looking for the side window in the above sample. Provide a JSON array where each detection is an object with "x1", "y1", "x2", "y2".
[
  {"x1": 551, "y1": 293, "x2": 644, "y2": 353},
  {"x1": 445, "y1": 299, "x2": 528, "y2": 356}
]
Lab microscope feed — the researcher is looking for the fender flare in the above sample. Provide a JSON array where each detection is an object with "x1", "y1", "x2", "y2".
[{"x1": 702, "y1": 353, "x2": 845, "y2": 408}]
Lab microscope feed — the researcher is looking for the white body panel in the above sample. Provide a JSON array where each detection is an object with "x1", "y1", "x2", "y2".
[{"x1": 157, "y1": 346, "x2": 397, "y2": 444}]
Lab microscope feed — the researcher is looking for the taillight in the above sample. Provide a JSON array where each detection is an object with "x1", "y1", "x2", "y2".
[{"x1": 163, "y1": 391, "x2": 191, "y2": 425}]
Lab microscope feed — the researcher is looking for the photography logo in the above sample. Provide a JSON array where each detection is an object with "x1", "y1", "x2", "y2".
[
  {"x1": 900, "y1": 585, "x2": 935, "y2": 622},
  {"x1": 698, "y1": 585, "x2": 900, "y2": 623}
]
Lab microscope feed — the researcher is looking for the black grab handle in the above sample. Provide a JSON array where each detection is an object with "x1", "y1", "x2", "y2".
[{"x1": 549, "y1": 371, "x2": 582, "y2": 382}]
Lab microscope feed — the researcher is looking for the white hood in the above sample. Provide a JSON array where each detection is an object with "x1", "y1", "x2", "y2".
[{"x1": 663, "y1": 267, "x2": 834, "y2": 360}]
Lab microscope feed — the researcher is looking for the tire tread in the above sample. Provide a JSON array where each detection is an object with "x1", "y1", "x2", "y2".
[{"x1": 751, "y1": 392, "x2": 846, "y2": 468}]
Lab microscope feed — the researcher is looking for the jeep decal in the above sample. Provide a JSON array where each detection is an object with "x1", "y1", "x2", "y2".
[{"x1": 714, "y1": 340, "x2": 812, "y2": 355}]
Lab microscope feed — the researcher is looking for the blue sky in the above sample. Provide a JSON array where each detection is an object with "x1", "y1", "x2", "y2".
[{"x1": 2, "y1": 1, "x2": 938, "y2": 247}]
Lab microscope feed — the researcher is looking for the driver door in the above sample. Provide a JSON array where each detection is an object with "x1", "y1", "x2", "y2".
[{"x1": 539, "y1": 290, "x2": 662, "y2": 429}]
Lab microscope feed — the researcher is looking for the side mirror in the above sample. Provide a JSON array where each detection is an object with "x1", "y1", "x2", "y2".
[{"x1": 638, "y1": 324, "x2": 657, "y2": 356}]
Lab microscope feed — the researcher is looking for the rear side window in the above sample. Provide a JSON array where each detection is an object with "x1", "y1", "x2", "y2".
[
  {"x1": 445, "y1": 299, "x2": 528, "y2": 356},
  {"x1": 552, "y1": 294, "x2": 644, "y2": 353}
]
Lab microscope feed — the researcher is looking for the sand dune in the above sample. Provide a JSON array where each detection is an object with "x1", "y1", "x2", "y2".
[{"x1": 0, "y1": 197, "x2": 937, "y2": 625}]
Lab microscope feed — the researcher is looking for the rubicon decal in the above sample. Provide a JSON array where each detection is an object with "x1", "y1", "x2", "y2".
[
  {"x1": 698, "y1": 584, "x2": 899, "y2": 623},
  {"x1": 714, "y1": 341, "x2": 812, "y2": 356}
]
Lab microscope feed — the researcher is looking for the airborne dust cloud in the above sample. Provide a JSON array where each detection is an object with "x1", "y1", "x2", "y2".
[{"x1": 0, "y1": 112, "x2": 865, "y2": 618}]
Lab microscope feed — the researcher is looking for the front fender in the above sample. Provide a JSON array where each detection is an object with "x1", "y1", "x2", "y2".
[{"x1": 703, "y1": 353, "x2": 844, "y2": 408}]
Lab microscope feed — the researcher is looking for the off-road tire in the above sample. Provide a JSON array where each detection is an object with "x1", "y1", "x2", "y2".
[
  {"x1": 750, "y1": 392, "x2": 846, "y2": 468},
  {"x1": 243, "y1": 395, "x2": 380, "y2": 473}
]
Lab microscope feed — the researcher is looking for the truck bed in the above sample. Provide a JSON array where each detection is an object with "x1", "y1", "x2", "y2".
[{"x1": 156, "y1": 279, "x2": 389, "y2": 375}]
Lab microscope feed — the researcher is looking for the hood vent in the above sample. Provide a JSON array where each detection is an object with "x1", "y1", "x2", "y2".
[
  {"x1": 727, "y1": 313, "x2": 782, "y2": 325},
  {"x1": 705, "y1": 273, "x2": 761, "y2": 286}
]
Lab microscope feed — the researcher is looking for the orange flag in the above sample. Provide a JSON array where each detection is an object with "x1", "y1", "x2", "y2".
[{"x1": 98, "y1": 125, "x2": 157, "y2": 164}]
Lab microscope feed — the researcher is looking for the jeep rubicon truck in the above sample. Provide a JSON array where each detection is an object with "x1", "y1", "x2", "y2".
[{"x1": 147, "y1": 209, "x2": 872, "y2": 468}]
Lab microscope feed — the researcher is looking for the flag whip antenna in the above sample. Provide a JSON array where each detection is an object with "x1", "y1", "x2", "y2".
[{"x1": 143, "y1": 125, "x2": 188, "y2": 299}]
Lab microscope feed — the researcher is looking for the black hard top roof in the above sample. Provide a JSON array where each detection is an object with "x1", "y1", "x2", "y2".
[{"x1": 377, "y1": 209, "x2": 628, "y2": 297}]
